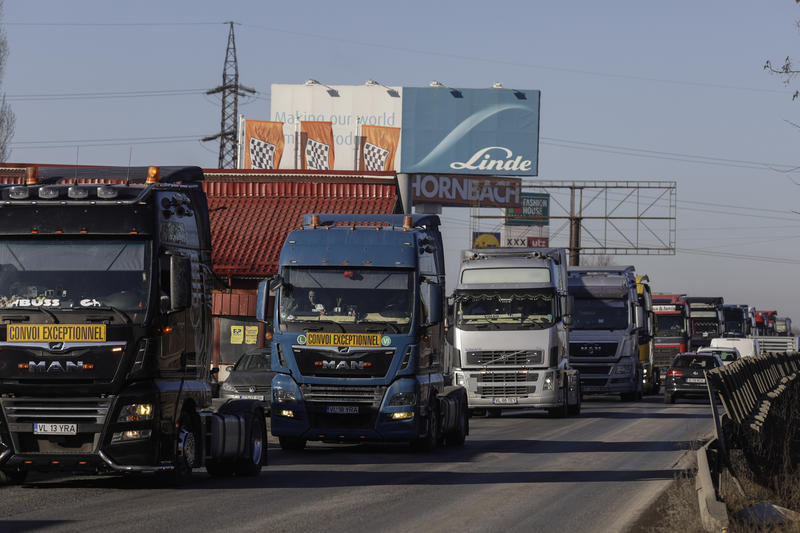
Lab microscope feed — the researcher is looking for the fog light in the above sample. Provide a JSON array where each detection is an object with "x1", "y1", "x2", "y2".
[
  {"x1": 391, "y1": 411, "x2": 414, "y2": 420},
  {"x1": 279, "y1": 409, "x2": 295, "y2": 418}
]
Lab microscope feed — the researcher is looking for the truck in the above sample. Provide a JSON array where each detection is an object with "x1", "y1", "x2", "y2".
[
  {"x1": 449, "y1": 248, "x2": 580, "y2": 418},
  {"x1": 0, "y1": 166, "x2": 267, "y2": 484},
  {"x1": 635, "y1": 275, "x2": 658, "y2": 394},
  {"x1": 774, "y1": 316, "x2": 792, "y2": 336},
  {"x1": 567, "y1": 266, "x2": 646, "y2": 401},
  {"x1": 722, "y1": 304, "x2": 754, "y2": 337},
  {"x1": 258, "y1": 214, "x2": 469, "y2": 451},
  {"x1": 652, "y1": 294, "x2": 689, "y2": 382},
  {"x1": 685, "y1": 296, "x2": 724, "y2": 350},
  {"x1": 755, "y1": 310, "x2": 777, "y2": 336}
]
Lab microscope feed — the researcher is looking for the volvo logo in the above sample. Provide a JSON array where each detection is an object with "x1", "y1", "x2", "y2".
[{"x1": 28, "y1": 360, "x2": 86, "y2": 373}]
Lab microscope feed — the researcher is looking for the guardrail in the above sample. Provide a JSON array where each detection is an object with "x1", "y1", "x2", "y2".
[{"x1": 751, "y1": 336, "x2": 798, "y2": 354}]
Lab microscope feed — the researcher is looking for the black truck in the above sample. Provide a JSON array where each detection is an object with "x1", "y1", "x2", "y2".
[{"x1": 0, "y1": 166, "x2": 266, "y2": 484}]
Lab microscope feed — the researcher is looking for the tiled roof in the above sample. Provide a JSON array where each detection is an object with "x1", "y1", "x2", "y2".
[{"x1": 203, "y1": 172, "x2": 399, "y2": 277}]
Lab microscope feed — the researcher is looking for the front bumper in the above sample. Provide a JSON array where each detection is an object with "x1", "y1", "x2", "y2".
[{"x1": 455, "y1": 368, "x2": 562, "y2": 408}]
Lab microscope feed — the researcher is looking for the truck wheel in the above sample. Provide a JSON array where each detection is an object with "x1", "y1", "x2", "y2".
[
  {"x1": 411, "y1": 403, "x2": 440, "y2": 452},
  {"x1": 567, "y1": 384, "x2": 581, "y2": 416},
  {"x1": 157, "y1": 414, "x2": 196, "y2": 486},
  {"x1": 235, "y1": 412, "x2": 266, "y2": 476},
  {"x1": 279, "y1": 436, "x2": 307, "y2": 451},
  {"x1": 445, "y1": 402, "x2": 468, "y2": 446},
  {"x1": 547, "y1": 387, "x2": 569, "y2": 418},
  {"x1": 0, "y1": 468, "x2": 27, "y2": 485}
]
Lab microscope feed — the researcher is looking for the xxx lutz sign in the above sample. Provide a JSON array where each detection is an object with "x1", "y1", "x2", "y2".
[{"x1": 412, "y1": 174, "x2": 521, "y2": 208}]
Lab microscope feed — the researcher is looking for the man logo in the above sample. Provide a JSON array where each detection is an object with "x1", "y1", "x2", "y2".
[
  {"x1": 321, "y1": 360, "x2": 365, "y2": 371},
  {"x1": 28, "y1": 361, "x2": 86, "y2": 373}
]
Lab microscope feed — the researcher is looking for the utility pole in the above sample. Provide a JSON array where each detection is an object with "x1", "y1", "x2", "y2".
[
  {"x1": 568, "y1": 186, "x2": 582, "y2": 266},
  {"x1": 203, "y1": 21, "x2": 255, "y2": 169}
]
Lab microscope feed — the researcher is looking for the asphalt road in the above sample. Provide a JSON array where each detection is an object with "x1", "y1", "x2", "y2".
[{"x1": 0, "y1": 395, "x2": 715, "y2": 533}]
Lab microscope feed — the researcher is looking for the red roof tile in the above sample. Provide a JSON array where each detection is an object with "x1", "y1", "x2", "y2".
[{"x1": 203, "y1": 172, "x2": 398, "y2": 277}]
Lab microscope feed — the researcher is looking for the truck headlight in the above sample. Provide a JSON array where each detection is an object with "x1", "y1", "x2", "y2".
[
  {"x1": 454, "y1": 372, "x2": 465, "y2": 386},
  {"x1": 616, "y1": 365, "x2": 632, "y2": 375},
  {"x1": 273, "y1": 389, "x2": 296, "y2": 403},
  {"x1": 221, "y1": 381, "x2": 236, "y2": 393},
  {"x1": 117, "y1": 403, "x2": 154, "y2": 423},
  {"x1": 543, "y1": 371, "x2": 555, "y2": 391},
  {"x1": 388, "y1": 392, "x2": 416, "y2": 406}
]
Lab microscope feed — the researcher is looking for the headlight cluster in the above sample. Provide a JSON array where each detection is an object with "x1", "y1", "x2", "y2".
[
  {"x1": 117, "y1": 403, "x2": 154, "y2": 423},
  {"x1": 615, "y1": 365, "x2": 633, "y2": 375},
  {"x1": 543, "y1": 371, "x2": 555, "y2": 391},
  {"x1": 388, "y1": 392, "x2": 416, "y2": 406},
  {"x1": 273, "y1": 389, "x2": 297, "y2": 403},
  {"x1": 221, "y1": 381, "x2": 236, "y2": 393}
]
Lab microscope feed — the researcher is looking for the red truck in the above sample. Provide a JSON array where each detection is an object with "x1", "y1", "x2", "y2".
[{"x1": 652, "y1": 294, "x2": 689, "y2": 382}]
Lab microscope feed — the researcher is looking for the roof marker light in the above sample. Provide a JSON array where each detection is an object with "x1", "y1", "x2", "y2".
[
  {"x1": 8, "y1": 186, "x2": 29, "y2": 200},
  {"x1": 97, "y1": 186, "x2": 118, "y2": 199},
  {"x1": 146, "y1": 166, "x2": 160, "y2": 183},
  {"x1": 310, "y1": 214, "x2": 321, "y2": 227},
  {"x1": 403, "y1": 215, "x2": 413, "y2": 229},
  {"x1": 68, "y1": 186, "x2": 89, "y2": 199},
  {"x1": 38, "y1": 187, "x2": 58, "y2": 199}
]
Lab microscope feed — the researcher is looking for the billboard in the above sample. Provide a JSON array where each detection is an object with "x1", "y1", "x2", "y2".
[
  {"x1": 412, "y1": 174, "x2": 521, "y2": 208},
  {"x1": 472, "y1": 232, "x2": 501, "y2": 249},
  {"x1": 267, "y1": 85, "x2": 540, "y2": 176},
  {"x1": 401, "y1": 87, "x2": 540, "y2": 176},
  {"x1": 505, "y1": 192, "x2": 549, "y2": 226},
  {"x1": 269, "y1": 84, "x2": 402, "y2": 170}
]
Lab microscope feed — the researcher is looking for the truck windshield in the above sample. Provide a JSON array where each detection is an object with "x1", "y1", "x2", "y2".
[
  {"x1": 0, "y1": 240, "x2": 150, "y2": 316},
  {"x1": 455, "y1": 289, "x2": 555, "y2": 331},
  {"x1": 277, "y1": 267, "x2": 414, "y2": 334},
  {"x1": 572, "y1": 298, "x2": 628, "y2": 330},
  {"x1": 723, "y1": 309, "x2": 744, "y2": 335},
  {"x1": 655, "y1": 314, "x2": 684, "y2": 336}
]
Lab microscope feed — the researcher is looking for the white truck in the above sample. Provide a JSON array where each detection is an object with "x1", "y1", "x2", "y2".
[{"x1": 449, "y1": 248, "x2": 580, "y2": 417}]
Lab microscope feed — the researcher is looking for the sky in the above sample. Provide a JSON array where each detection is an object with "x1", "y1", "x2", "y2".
[{"x1": 3, "y1": 1, "x2": 800, "y2": 324}]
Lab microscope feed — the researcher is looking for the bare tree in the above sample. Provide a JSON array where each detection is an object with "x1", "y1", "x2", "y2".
[
  {"x1": 0, "y1": 1, "x2": 14, "y2": 161},
  {"x1": 764, "y1": 3, "x2": 800, "y2": 99}
]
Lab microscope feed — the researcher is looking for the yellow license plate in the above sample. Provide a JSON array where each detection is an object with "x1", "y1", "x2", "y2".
[
  {"x1": 6, "y1": 324, "x2": 107, "y2": 343},
  {"x1": 304, "y1": 332, "x2": 382, "y2": 348}
]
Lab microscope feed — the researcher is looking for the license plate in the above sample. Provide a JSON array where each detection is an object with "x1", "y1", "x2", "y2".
[
  {"x1": 686, "y1": 377, "x2": 706, "y2": 384},
  {"x1": 234, "y1": 394, "x2": 265, "y2": 401},
  {"x1": 492, "y1": 397, "x2": 518, "y2": 404},
  {"x1": 34, "y1": 423, "x2": 77, "y2": 435},
  {"x1": 326, "y1": 405, "x2": 359, "y2": 414}
]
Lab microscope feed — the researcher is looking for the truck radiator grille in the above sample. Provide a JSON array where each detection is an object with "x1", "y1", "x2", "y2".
[
  {"x1": 2, "y1": 397, "x2": 112, "y2": 425},
  {"x1": 476, "y1": 372, "x2": 539, "y2": 383},
  {"x1": 232, "y1": 384, "x2": 271, "y2": 395},
  {"x1": 653, "y1": 346, "x2": 681, "y2": 366},
  {"x1": 300, "y1": 384, "x2": 385, "y2": 406},
  {"x1": 466, "y1": 350, "x2": 543, "y2": 366},
  {"x1": 571, "y1": 365, "x2": 612, "y2": 376},
  {"x1": 478, "y1": 385, "x2": 536, "y2": 397},
  {"x1": 569, "y1": 342, "x2": 618, "y2": 357}
]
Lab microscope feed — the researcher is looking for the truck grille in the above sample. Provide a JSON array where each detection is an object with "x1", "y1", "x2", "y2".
[
  {"x1": 466, "y1": 350, "x2": 543, "y2": 366},
  {"x1": 232, "y1": 384, "x2": 271, "y2": 395},
  {"x1": 653, "y1": 346, "x2": 681, "y2": 366},
  {"x1": 300, "y1": 384, "x2": 385, "y2": 406},
  {"x1": 569, "y1": 342, "x2": 618, "y2": 357},
  {"x1": 476, "y1": 372, "x2": 539, "y2": 383},
  {"x1": 571, "y1": 364, "x2": 612, "y2": 376},
  {"x1": 2, "y1": 397, "x2": 112, "y2": 425},
  {"x1": 478, "y1": 385, "x2": 536, "y2": 397}
]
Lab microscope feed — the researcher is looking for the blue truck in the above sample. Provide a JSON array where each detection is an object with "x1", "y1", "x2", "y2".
[{"x1": 256, "y1": 214, "x2": 468, "y2": 451}]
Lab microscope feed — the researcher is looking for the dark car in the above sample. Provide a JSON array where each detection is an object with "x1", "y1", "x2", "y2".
[
  {"x1": 663, "y1": 352, "x2": 723, "y2": 404},
  {"x1": 220, "y1": 348, "x2": 274, "y2": 410}
]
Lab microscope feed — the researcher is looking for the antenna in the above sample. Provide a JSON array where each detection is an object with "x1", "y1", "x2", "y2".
[{"x1": 202, "y1": 21, "x2": 256, "y2": 169}]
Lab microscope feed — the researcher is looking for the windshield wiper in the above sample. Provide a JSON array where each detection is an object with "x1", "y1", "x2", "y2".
[
  {"x1": 303, "y1": 319, "x2": 346, "y2": 332},
  {"x1": 2, "y1": 306, "x2": 59, "y2": 323},
  {"x1": 474, "y1": 318, "x2": 501, "y2": 329},
  {"x1": 358, "y1": 320, "x2": 400, "y2": 333}
]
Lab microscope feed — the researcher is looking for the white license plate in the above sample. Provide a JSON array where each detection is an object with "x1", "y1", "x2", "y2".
[
  {"x1": 686, "y1": 378, "x2": 706, "y2": 384},
  {"x1": 492, "y1": 397, "x2": 518, "y2": 404},
  {"x1": 34, "y1": 423, "x2": 77, "y2": 435},
  {"x1": 234, "y1": 394, "x2": 265, "y2": 401},
  {"x1": 326, "y1": 405, "x2": 359, "y2": 414}
]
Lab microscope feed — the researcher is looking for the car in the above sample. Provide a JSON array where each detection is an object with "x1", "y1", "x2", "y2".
[
  {"x1": 219, "y1": 347, "x2": 274, "y2": 410},
  {"x1": 696, "y1": 346, "x2": 740, "y2": 366},
  {"x1": 663, "y1": 352, "x2": 723, "y2": 404}
]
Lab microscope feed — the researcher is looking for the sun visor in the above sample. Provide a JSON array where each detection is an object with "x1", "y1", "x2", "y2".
[{"x1": 568, "y1": 282, "x2": 628, "y2": 299}]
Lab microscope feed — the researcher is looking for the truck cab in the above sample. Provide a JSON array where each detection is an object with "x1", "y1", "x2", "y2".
[
  {"x1": 259, "y1": 214, "x2": 468, "y2": 451},
  {"x1": 652, "y1": 294, "x2": 689, "y2": 383},
  {"x1": 685, "y1": 297, "x2": 724, "y2": 350},
  {"x1": 449, "y1": 248, "x2": 580, "y2": 417},
  {"x1": 567, "y1": 266, "x2": 645, "y2": 401}
]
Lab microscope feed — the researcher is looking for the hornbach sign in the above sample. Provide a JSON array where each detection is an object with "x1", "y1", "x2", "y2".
[{"x1": 411, "y1": 174, "x2": 522, "y2": 208}]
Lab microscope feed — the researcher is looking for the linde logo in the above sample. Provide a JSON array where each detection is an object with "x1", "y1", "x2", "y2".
[
  {"x1": 412, "y1": 174, "x2": 521, "y2": 208},
  {"x1": 450, "y1": 146, "x2": 533, "y2": 172}
]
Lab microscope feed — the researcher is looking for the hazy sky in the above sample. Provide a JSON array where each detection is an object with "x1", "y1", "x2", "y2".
[{"x1": 4, "y1": 1, "x2": 800, "y2": 323}]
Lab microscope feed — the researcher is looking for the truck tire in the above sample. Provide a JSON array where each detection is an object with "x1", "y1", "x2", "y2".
[
  {"x1": 410, "y1": 402, "x2": 440, "y2": 452},
  {"x1": 0, "y1": 468, "x2": 27, "y2": 485},
  {"x1": 156, "y1": 413, "x2": 197, "y2": 486},
  {"x1": 235, "y1": 412, "x2": 266, "y2": 476},
  {"x1": 445, "y1": 402, "x2": 468, "y2": 446},
  {"x1": 279, "y1": 436, "x2": 307, "y2": 451},
  {"x1": 547, "y1": 387, "x2": 569, "y2": 418},
  {"x1": 567, "y1": 383, "x2": 581, "y2": 416}
]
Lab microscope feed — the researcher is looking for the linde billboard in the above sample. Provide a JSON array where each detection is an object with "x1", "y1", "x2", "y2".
[
  {"x1": 267, "y1": 84, "x2": 540, "y2": 177},
  {"x1": 400, "y1": 87, "x2": 540, "y2": 176}
]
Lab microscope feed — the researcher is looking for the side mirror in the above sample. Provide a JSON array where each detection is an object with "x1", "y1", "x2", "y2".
[
  {"x1": 225, "y1": 365, "x2": 234, "y2": 373},
  {"x1": 169, "y1": 255, "x2": 191, "y2": 311},
  {"x1": 256, "y1": 280, "x2": 270, "y2": 322},
  {"x1": 269, "y1": 275, "x2": 284, "y2": 292},
  {"x1": 210, "y1": 367, "x2": 219, "y2": 375}
]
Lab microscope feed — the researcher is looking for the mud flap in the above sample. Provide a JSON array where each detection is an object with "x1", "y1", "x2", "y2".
[{"x1": 438, "y1": 386, "x2": 467, "y2": 434}]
